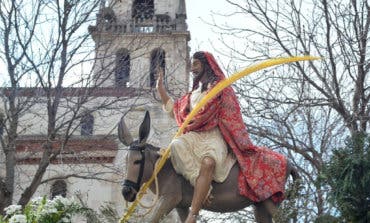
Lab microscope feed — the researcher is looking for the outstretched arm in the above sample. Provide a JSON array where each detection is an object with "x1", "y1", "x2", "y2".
[{"x1": 156, "y1": 67, "x2": 170, "y2": 105}]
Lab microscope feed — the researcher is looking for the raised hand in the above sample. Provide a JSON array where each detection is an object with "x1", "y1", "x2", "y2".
[
  {"x1": 156, "y1": 66, "x2": 164, "y2": 89},
  {"x1": 155, "y1": 66, "x2": 170, "y2": 105}
]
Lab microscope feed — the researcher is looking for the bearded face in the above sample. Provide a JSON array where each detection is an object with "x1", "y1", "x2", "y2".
[{"x1": 191, "y1": 58, "x2": 204, "y2": 80}]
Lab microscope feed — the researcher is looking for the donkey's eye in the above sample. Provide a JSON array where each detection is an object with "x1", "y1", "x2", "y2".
[{"x1": 134, "y1": 160, "x2": 142, "y2": 165}]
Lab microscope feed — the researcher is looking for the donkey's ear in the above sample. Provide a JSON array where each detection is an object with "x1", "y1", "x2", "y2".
[
  {"x1": 138, "y1": 111, "x2": 150, "y2": 144},
  {"x1": 118, "y1": 116, "x2": 134, "y2": 146}
]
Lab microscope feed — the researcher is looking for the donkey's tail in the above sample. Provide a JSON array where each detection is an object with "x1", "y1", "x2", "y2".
[
  {"x1": 290, "y1": 164, "x2": 300, "y2": 182},
  {"x1": 286, "y1": 161, "x2": 301, "y2": 199}
]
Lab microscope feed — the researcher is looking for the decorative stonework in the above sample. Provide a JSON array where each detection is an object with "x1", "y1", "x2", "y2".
[{"x1": 15, "y1": 135, "x2": 118, "y2": 164}]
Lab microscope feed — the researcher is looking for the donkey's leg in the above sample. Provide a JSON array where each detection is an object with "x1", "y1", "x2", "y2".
[
  {"x1": 255, "y1": 198, "x2": 278, "y2": 223},
  {"x1": 254, "y1": 202, "x2": 273, "y2": 223},
  {"x1": 263, "y1": 198, "x2": 278, "y2": 217},
  {"x1": 176, "y1": 207, "x2": 189, "y2": 223},
  {"x1": 254, "y1": 198, "x2": 278, "y2": 223},
  {"x1": 147, "y1": 195, "x2": 181, "y2": 223}
]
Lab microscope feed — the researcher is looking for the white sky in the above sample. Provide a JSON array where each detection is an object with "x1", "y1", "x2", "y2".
[
  {"x1": 186, "y1": 0, "x2": 232, "y2": 55},
  {"x1": 185, "y1": 0, "x2": 253, "y2": 74}
]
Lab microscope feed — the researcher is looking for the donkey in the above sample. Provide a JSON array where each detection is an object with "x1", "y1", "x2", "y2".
[{"x1": 118, "y1": 111, "x2": 299, "y2": 223}]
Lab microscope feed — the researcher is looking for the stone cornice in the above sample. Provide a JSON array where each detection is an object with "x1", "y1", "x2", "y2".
[{"x1": 15, "y1": 135, "x2": 118, "y2": 164}]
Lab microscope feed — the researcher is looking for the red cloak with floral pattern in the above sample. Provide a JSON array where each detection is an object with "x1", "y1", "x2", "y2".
[{"x1": 173, "y1": 51, "x2": 287, "y2": 203}]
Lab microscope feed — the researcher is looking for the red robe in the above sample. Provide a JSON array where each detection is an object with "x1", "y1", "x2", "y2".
[{"x1": 173, "y1": 52, "x2": 287, "y2": 203}]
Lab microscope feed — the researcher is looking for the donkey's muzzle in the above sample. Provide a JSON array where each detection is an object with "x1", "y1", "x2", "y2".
[
  {"x1": 122, "y1": 186, "x2": 136, "y2": 202},
  {"x1": 122, "y1": 180, "x2": 139, "y2": 202}
]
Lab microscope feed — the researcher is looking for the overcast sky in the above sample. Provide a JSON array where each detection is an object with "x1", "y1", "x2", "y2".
[
  {"x1": 185, "y1": 0, "x2": 230, "y2": 55},
  {"x1": 184, "y1": 0, "x2": 252, "y2": 72}
]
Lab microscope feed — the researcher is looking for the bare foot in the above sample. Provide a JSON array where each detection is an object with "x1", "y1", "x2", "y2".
[{"x1": 203, "y1": 194, "x2": 214, "y2": 207}]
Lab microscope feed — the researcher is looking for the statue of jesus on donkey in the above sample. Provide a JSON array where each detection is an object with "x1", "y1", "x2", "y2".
[{"x1": 119, "y1": 51, "x2": 300, "y2": 223}]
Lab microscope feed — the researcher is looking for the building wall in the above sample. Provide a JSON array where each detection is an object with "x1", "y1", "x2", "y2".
[
  {"x1": 9, "y1": 95, "x2": 177, "y2": 146},
  {"x1": 94, "y1": 34, "x2": 189, "y2": 95},
  {"x1": 13, "y1": 163, "x2": 122, "y2": 211},
  {"x1": 110, "y1": 0, "x2": 180, "y2": 22}
]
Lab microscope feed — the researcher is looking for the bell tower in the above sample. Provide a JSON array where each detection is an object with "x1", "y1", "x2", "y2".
[
  {"x1": 89, "y1": 0, "x2": 190, "y2": 93},
  {"x1": 85, "y1": 1, "x2": 190, "y2": 220},
  {"x1": 88, "y1": 0, "x2": 190, "y2": 144}
]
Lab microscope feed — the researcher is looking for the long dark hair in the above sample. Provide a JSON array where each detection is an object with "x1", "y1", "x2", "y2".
[{"x1": 192, "y1": 51, "x2": 219, "y2": 92}]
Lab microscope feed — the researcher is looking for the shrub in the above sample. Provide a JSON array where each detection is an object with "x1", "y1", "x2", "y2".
[
  {"x1": 323, "y1": 134, "x2": 370, "y2": 222},
  {"x1": 0, "y1": 196, "x2": 90, "y2": 223}
]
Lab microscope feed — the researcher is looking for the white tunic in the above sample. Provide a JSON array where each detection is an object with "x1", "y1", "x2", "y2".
[{"x1": 164, "y1": 85, "x2": 236, "y2": 186}]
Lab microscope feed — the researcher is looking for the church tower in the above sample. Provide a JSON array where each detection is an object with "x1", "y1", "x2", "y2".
[{"x1": 89, "y1": 0, "x2": 190, "y2": 145}]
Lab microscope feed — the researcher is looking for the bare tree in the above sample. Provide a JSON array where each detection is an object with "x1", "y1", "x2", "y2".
[
  {"x1": 0, "y1": 0, "x2": 190, "y2": 218},
  {"x1": 204, "y1": 0, "x2": 369, "y2": 222},
  {"x1": 0, "y1": 0, "x2": 146, "y2": 213}
]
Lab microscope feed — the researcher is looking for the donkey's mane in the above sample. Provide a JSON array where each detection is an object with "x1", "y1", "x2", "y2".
[
  {"x1": 143, "y1": 143, "x2": 161, "y2": 163},
  {"x1": 146, "y1": 143, "x2": 160, "y2": 152}
]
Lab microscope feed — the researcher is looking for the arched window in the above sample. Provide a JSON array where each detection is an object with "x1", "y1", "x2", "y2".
[
  {"x1": 132, "y1": 0, "x2": 154, "y2": 20},
  {"x1": 51, "y1": 180, "x2": 67, "y2": 199},
  {"x1": 115, "y1": 48, "x2": 130, "y2": 87},
  {"x1": 101, "y1": 7, "x2": 116, "y2": 23},
  {"x1": 149, "y1": 48, "x2": 166, "y2": 88},
  {"x1": 81, "y1": 113, "x2": 94, "y2": 136},
  {"x1": 0, "y1": 112, "x2": 4, "y2": 136}
]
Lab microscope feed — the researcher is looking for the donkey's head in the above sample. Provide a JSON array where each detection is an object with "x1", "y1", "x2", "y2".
[{"x1": 118, "y1": 111, "x2": 160, "y2": 202}]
